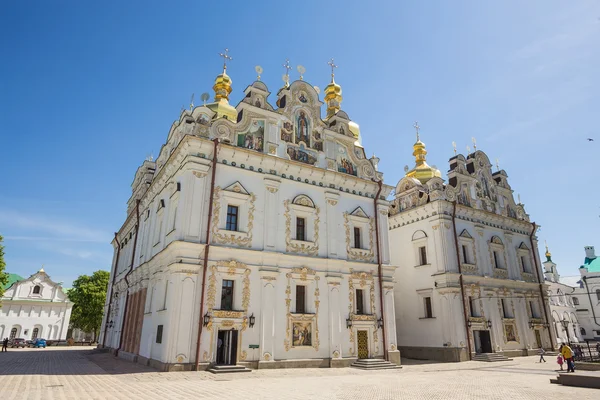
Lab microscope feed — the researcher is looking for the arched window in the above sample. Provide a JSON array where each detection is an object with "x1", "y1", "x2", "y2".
[
  {"x1": 596, "y1": 289, "x2": 600, "y2": 301},
  {"x1": 33, "y1": 285, "x2": 41, "y2": 294},
  {"x1": 10, "y1": 328, "x2": 17, "y2": 340},
  {"x1": 32, "y1": 328, "x2": 39, "y2": 340},
  {"x1": 572, "y1": 297, "x2": 579, "y2": 306},
  {"x1": 581, "y1": 327, "x2": 586, "y2": 336}
]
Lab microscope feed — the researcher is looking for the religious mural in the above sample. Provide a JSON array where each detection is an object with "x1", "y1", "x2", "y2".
[
  {"x1": 504, "y1": 324, "x2": 517, "y2": 342},
  {"x1": 281, "y1": 121, "x2": 293, "y2": 142},
  {"x1": 298, "y1": 91, "x2": 308, "y2": 103},
  {"x1": 237, "y1": 120, "x2": 265, "y2": 152},
  {"x1": 197, "y1": 114, "x2": 210, "y2": 125},
  {"x1": 336, "y1": 144, "x2": 357, "y2": 176},
  {"x1": 296, "y1": 111, "x2": 311, "y2": 146},
  {"x1": 287, "y1": 144, "x2": 317, "y2": 165},
  {"x1": 292, "y1": 321, "x2": 312, "y2": 347}
]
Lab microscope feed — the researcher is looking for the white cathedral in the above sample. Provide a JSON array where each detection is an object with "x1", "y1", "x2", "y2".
[{"x1": 99, "y1": 54, "x2": 555, "y2": 370}]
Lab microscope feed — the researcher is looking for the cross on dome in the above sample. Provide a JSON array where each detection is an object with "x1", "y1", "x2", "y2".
[
  {"x1": 413, "y1": 121, "x2": 420, "y2": 141},
  {"x1": 219, "y1": 48, "x2": 233, "y2": 71},
  {"x1": 327, "y1": 58, "x2": 338, "y2": 80}
]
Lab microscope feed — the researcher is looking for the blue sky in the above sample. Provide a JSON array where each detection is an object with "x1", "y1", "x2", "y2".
[{"x1": 1, "y1": 1, "x2": 598, "y2": 287}]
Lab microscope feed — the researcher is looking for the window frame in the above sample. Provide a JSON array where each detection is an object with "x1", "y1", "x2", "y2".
[
  {"x1": 355, "y1": 289, "x2": 365, "y2": 315},
  {"x1": 226, "y1": 205, "x2": 239, "y2": 232},
  {"x1": 32, "y1": 285, "x2": 41, "y2": 295},
  {"x1": 296, "y1": 217, "x2": 306, "y2": 241},
  {"x1": 419, "y1": 246, "x2": 428, "y2": 266},
  {"x1": 424, "y1": 297, "x2": 433, "y2": 319},
  {"x1": 353, "y1": 226, "x2": 362, "y2": 249},
  {"x1": 295, "y1": 285, "x2": 306, "y2": 314},
  {"x1": 156, "y1": 325, "x2": 163, "y2": 344},
  {"x1": 220, "y1": 279, "x2": 235, "y2": 311}
]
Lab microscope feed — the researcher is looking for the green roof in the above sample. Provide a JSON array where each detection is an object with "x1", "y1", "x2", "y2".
[
  {"x1": 584, "y1": 257, "x2": 600, "y2": 273},
  {"x1": 3, "y1": 273, "x2": 25, "y2": 290}
]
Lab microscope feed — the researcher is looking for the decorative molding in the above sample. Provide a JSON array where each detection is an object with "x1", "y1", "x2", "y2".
[
  {"x1": 211, "y1": 187, "x2": 256, "y2": 247},
  {"x1": 284, "y1": 200, "x2": 320, "y2": 256},
  {"x1": 344, "y1": 213, "x2": 375, "y2": 262}
]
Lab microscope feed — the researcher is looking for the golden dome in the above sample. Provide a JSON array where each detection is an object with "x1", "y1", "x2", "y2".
[
  {"x1": 206, "y1": 66, "x2": 238, "y2": 121},
  {"x1": 405, "y1": 125, "x2": 441, "y2": 184},
  {"x1": 324, "y1": 77, "x2": 343, "y2": 119},
  {"x1": 545, "y1": 242, "x2": 552, "y2": 261}
]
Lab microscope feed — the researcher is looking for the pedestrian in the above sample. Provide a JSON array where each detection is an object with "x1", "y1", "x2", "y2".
[
  {"x1": 539, "y1": 347, "x2": 546, "y2": 363},
  {"x1": 561, "y1": 344, "x2": 575, "y2": 373},
  {"x1": 1, "y1": 337, "x2": 7, "y2": 352},
  {"x1": 556, "y1": 354, "x2": 564, "y2": 371}
]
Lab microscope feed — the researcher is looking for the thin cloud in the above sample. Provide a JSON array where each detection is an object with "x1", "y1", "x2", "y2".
[
  {"x1": 0, "y1": 210, "x2": 111, "y2": 243},
  {"x1": 4, "y1": 236, "x2": 109, "y2": 243}
]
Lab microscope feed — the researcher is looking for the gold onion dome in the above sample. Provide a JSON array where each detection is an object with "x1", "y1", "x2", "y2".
[
  {"x1": 207, "y1": 50, "x2": 238, "y2": 121},
  {"x1": 545, "y1": 243, "x2": 552, "y2": 261},
  {"x1": 405, "y1": 123, "x2": 441, "y2": 184},
  {"x1": 325, "y1": 59, "x2": 343, "y2": 119}
]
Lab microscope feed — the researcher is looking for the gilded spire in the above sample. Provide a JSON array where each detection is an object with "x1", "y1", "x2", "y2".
[
  {"x1": 206, "y1": 48, "x2": 237, "y2": 121},
  {"x1": 324, "y1": 58, "x2": 343, "y2": 119},
  {"x1": 545, "y1": 240, "x2": 552, "y2": 262},
  {"x1": 405, "y1": 122, "x2": 442, "y2": 184}
]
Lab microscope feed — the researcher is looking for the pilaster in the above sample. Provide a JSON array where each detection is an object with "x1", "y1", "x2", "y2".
[
  {"x1": 263, "y1": 178, "x2": 281, "y2": 251},
  {"x1": 325, "y1": 192, "x2": 340, "y2": 258}
]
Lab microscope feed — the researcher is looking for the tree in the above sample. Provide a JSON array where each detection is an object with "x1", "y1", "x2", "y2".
[
  {"x1": 69, "y1": 270, "x2": 110, "y2": 342},
  {"x1": 0, "y1": 236, "x2": 7, "y2": 304}
]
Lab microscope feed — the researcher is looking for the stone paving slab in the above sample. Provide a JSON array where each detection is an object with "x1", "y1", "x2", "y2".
[{"x1": 0, "y1": 348, "x2": 598, "y2": 399}]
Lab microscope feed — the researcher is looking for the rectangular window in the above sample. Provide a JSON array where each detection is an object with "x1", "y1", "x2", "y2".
[
  {"x1": 520, "y1": 256, "x2": 527, "y2": 272},
  {"x1": 356, "y1": 289, "x2": 365, "y2": 315},
  {"x1": 163, "y1": 281, "x2": 168, "y2": 310},
  {"x1": 462, "y1": 245, "x2": 469, "y2": 264},
  {"x1": 295, "y1": 285, "x2": 306, "y2": 314},
  {"x1": 501, "y1": 299, "x2": 510, "y2": 318},
  {"x1": 226, "y1": 205, "x2": 239, "y2": 231},
  {"x1": 353, "y1": 227, "x2": 361, "y2": 249},
  {"x1": 296, "y1": 217, "x2": 306, "y2": 241},
  {"x1": 493, "y1": 251, "x2": 501, "y2": 269},
  {"x1": 221, "y1": 280, "x2": 234, "y2": 311},
  {"x1": 419, "y1": 246, "x2": 427, "y2": 265},
  {"x1": 529, "y1": 301, "x2": 537, "y2": 318},
  {"x1": 156, "y1": 325, "x2": 163, "y2": 344},
  {"x1": 469, "y1": 296, "x2": 475, "y2": 317},
  {"x1": 424, "y1": 297, "x2": 433, "y2": 318}
]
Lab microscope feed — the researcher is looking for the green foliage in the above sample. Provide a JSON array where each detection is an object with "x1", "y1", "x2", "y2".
[
  {"x1": 0, "y1": 235, "x2": 8, "y2": 302},
  {"x1": 69, "y1": 270, "x2": 110, "y2": 341}
]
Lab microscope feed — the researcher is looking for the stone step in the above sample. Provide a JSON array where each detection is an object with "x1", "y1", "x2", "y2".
[
  {"x1": 351, "y1": 359, "x2": 402, "y2": 370},
  {"x1": 207, "y1": 365, "x2": 252, "y2": 374},
  {"x1": 472, "y1": 353, "x2": 512, "y2": 362},
  {"x1": 554, "y1": 373, "x2": 600, "y2": 389}
]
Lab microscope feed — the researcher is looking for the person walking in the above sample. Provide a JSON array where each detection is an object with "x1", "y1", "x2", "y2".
[
  {"x1": 561, "y1": 344, "x2": 575, "y2": 373},
  {"x1": 1, "y1": 337, "x2": 7, "y2": 352},
  {"x1": 539, "y1": 347, "x2": 546, "y2": 363},
  {"x1": 556, "y1": 354, "x2": 564, "y2": 371}
]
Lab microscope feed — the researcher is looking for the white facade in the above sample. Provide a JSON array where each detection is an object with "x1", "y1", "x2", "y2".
[
  {"x1": 0, "y1": 269, "x2": 72, "y2": 342},
  {"x1": 542, "y1": 251, "x2": 585, "y2": 344},
  {"x1": 389, "y1": 147, "x2": 555, "y2": 361},
  {"x1": 99, "y1": 68, "x2": 400, "y2": 370},
  {"x1": 568, "y1": 246, "x2": 600, "y2": 341}
]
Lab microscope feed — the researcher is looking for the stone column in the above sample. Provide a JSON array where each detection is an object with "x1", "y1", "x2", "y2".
[
  {"x1": 180, "y1": 163, "x2": 211, "y2": 242},
  {"x1": 325, "y1": 192, "x2": 340, "y2": 258},
  {"x1": 263, "y1": 178, "x2": 281, "y2": 251},
  {"x1": 258, "y1": 269, "x2": 278, "y2": 367},
  {"x1": 383, "y1": 282, "x2": 401, "y2": 365},
  {"x1": 327, "y1": 276, "x2": 342, "y2": 362}
]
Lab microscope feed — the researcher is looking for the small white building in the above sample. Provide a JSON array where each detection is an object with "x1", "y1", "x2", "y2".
[
  {"x1": 0, "y1": 268, "x2": 72, "y2": 342},
  {"x1": 542, "y1": 246, "x2": 584, "y2": 344},
  {"x1": 570, "y1": 246, "x2": 600, "y2": 341}
]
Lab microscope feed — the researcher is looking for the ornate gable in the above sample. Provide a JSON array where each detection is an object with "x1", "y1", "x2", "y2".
[{"x1": 223, "y1": 181, "x2": 250, "y2": 195}]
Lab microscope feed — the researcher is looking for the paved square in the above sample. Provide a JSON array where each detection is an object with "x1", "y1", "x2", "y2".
[{"x1": 0, "y1": 347, "x2": 598, "y2": 399}]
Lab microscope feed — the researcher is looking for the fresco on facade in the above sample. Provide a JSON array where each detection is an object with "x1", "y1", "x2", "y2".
[
  {"x1": 287, "y1": 144, "x2": 317, "y2": 165},
  {"x1": 292, "y1": 321, "x2": 312, "y2": 347},
  {"x1": 336, "y1": 144, "x2": 357, "y2": 176},
  {"x1": 281, "y1": 121, "x2": 293, "y2": 142},
  {"x1": 295, "y1": 111, "x2": 310, "y2": 146},
  {"x1": 504, "y1": 324, "x2": 517, "y2": 342},
  {"x1": 197, "y1": 114, "x2": 210, "y2": 125},
  {"x1": 237, "y1": 120, "x2": 265, "y2": 152}
]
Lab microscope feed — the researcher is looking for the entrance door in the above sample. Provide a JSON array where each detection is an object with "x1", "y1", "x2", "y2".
[
  {"x1": 479, "y1": 330, "x2": 493, "y2": 353},
  {"x1": 357, "y1": 330, "x2": 369, "y2": 359},
  {"x1": 216, "y1": 330, "x2": 238, "y2": 365},
  {"x1": 534, "y1": 329, "x2": 542, "y2": 348}
]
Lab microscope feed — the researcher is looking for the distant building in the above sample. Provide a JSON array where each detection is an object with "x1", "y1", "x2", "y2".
[
  {"x1": 542, "y1": 246, "x2": 584, "y2": 344},
  {"x1": 572, "y1": 246, "x2": 600, "y2": 341},
  {"x1": 0, "y1": 268, "x2": 72, "y2": 341}
]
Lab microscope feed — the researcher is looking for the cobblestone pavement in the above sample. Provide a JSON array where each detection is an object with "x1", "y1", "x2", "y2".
[{"x1": 0, "y1": 347, "x2": 598, "y2": 399}]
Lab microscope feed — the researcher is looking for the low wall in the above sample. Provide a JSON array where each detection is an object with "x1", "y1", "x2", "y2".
[{"x1": 399, "y1": 346, "x2": 468, "y2": 362}]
